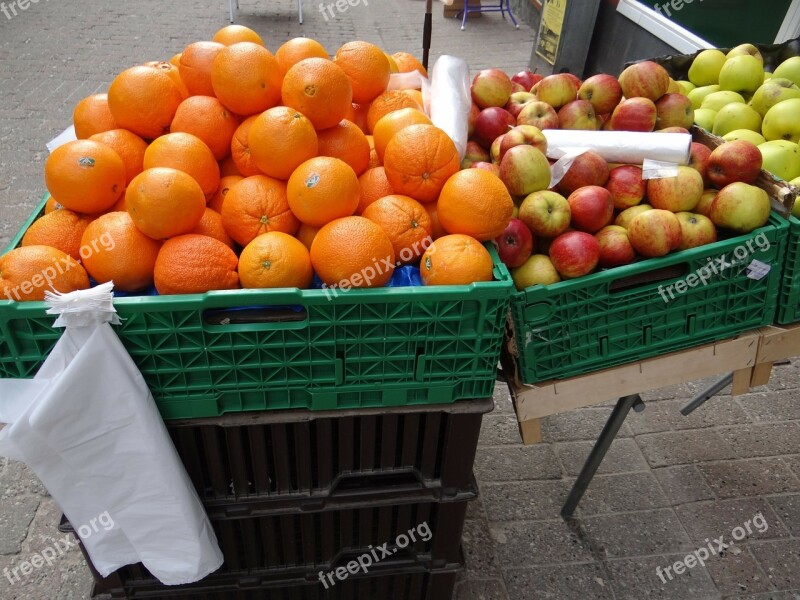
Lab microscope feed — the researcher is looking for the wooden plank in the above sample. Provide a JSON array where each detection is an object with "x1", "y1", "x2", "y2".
[
  {"x1": 756, "y1": 324, "x2": 800, "y2": 364},
  {"x1": 750, "y1": 362, "x2": 775, "y2": 387},
  {"x1": 518, "y1": 417, "x2": 542, "y2": 445},
  {"x1": 731, "y1": 367, "x2": 754, "y2": 396}
]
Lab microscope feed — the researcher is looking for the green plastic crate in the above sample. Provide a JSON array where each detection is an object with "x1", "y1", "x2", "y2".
[
  {"x1": 510, "y1": 212, "x2": 789, "y2": 384},
  {"x1": 0, "y1": 197, "x2": 514, "y2": 419},
  {"x1": 777, "y1": 214, "x2": 800, "y2": 325}
]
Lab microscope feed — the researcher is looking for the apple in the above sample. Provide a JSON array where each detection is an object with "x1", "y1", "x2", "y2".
[
  {"x1": 759, "y1": 139, "x2": 800, "y2": 180},
  {"x1": 618, "y1": 61, "x2": 670, "y2": 101},
  {"x1": 499, "y1": 145, "x2": 552, "y2": 196},
  {"x1": 694, "y1": 108, "x2": 717, "y2": 130},
  {"x1": 773, "y1": 56, "x2": 800, "y2": 87},
  {"x1": 667, "y1": 78, "x2": 681, "y2": 94},
  {"x1": 615, "y1": 204, "x2": 653, "y2": 228},
  {"x1": 567, "y1": 186, "x2": 614, "y2": 233},
  {"x1": 727, "y1": 43, "x2": 763, "y2": 66},
  {"x1": 516, "y1": 101, "x2": 560, "y2": 130},
  {"x1": 792, "y1": 177, "x2": 800, "y2": 217},
  {"x1": 655, "y1": 93, "x2": 694, "y2": 130},
  {"x1": 609, "y1": 97, "x2": 657, "y2": 132},
  {"x1": 495, "y1": 218, "x2": 534, "y2": 267},
  {"x1": 688, "y1": 142, "x2": 712, "y2": 185},
  {"x1": 658, "y1": 127, "x2": 691, "y2": 134},
  {"x1": 647, "y1": 166, "x2": 704, "y2": 212},
  {"x1": 722, "y1": 129, "x2": 767, "y2": 146},
  {"x1": 510, "y1": 82, "x2": 527, "y2": 94},
  {"x1": 499, "y1": 125, "x2": 547, "y2": 160},
  {"x1": 688, "y1": 84, "x2": 722, "y2": 109},
  {"x1": 712, "y1": 103, "x2": 762, "y2": 137},
  {"x1": 595, "y1": 225, "x2": 636, "y2": 267},
  {"x1": 511, "y1": 254, "x2": 560, "y2": 290},
  {"x1": 719, "y1": 55, "x2": 764, "y2": 95},
  {"x1": 490, "y1": 135, "x2": 504, "y2": 164},
  {"x1": 468, "y1": 103, "x2": 480, "y2": 138},
  {"x1": 605, "y1": 165, "x2": 645, "y2": 209},
  {"x1": 474, "y1": 107, "x2": 515, "y2": 149},
  {"x1": 677, "y1": 80, "x2": 696, "y2": 95},
  {"x1": 749, "y1": 78, "x2": 800, "y2": 116},
  {"x1": 707, "y1": 140, "x2": 763, "y2": 187},
  {"x1": 461, "y1": 141, "x2": 491, "y2": 168},
  {"x1": 557, "y1": 151, "x2": 610, "y2": 195},
  {"x1": 695, "y1": 189, "x2": 717, "y2": 217},
  {"x1": 519, "y1": 190, "x2": 571, "y2": 238},
  {"x1": 548, "y1": 231, "x2": 600, "y2": 278},
  {"x1": 511, "y1": 69, "x2": 543, "y2": 91},
  {"x1": 561, "y1": 72, "x2": 582, "y2": 89},
  {"x1": 688, "y1": 49, "x2": 727, "y2": 87},
  {"x1": 700, "y1": 90, "x2": 745, "y2": 112},
  {"x1": 472, "y1": 69, "x2": 514, "y2": 109},
  {"x1": 532, "y1": 74, "x2": 579, "y2": 109},
  {"x1": 708, "y1": 182, "x2": 771, "y2": 233},
  {"x1": 762, "y1": 98, "x2": 800, "y2": 143},
  {"x1": 675, "y1": 212, "x2": 718, "y2": 250},
  {"x1": 577, "y1": 74, "x2": 623, "y2": 115},
  {"x1": 627, "y1": 209, "x2": 682, "y2": 257},
  {"x1": 505, "y1": 91, "x2": 537, "y2": 118},
  {"x1": 557, "y1": 99, "x2": 599, "y2": 130},
  {"x1": 472, "y1": 161, "x2": 501, "y2": 176}
]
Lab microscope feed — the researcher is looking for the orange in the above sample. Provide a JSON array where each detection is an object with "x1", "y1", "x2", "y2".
[
  {"x1": 424, "y1": 202, "x2": 446, "y2": 240},
  {"x1": 366, "y1": 90, "x2": 423, "y2": 133},
  {"x1": 0, "y1": 246, "x2": 89, "y2": 302},
  {"x1": 281, "y1": 58, "x2": 353, "y2": 130},
  {"x1": 357, "y1": 167, "x2": 394, "y2": 214},
  {"x1": 385, "y1": 53, "x2": 400, "y2": 74},
  {"x1": 403, "y1": 89, "x2": 425, "y2": 108},
  {"x1": 248, "y1": 107, "x2": 318, "y2": 180},
  {"x1": 368, "y1": 142, "x2": 381, "y2": 168},
  {"x1": 287, "y1": 157, "x2": 360, "y2": 226},
  {"x1": 191, "y1": 207, "x2": 235, "y2": 249},
  {"x1": 373, "y1": 108, "x2": 432, "y2": 161},
  {"x1": 169, "y1": 53, "x2": 182, "y2": 68},
  {"x1": 208, "y1": 174, "x2": 243, "y2": 213},
  {"x1": 275, "y1": 37, "x2": 329, "y2": 75},
  {"x1": 316, "y1": 119, "x2": 370, "y2": 176},
  {"x1": 230, "y1": 115, "x2": 263, "y2": 177},
  {"x1": 170, "y1": 95, "x2": 241, "y2": 160},
  {"x1": 310, "y1": 216, "x2": 395, "y2": 288},
  {"x1": 73, "y1": 94, "x2": 117, "y2": 139},
  {"x1": 80, "y1": 212, "x2": 162, "y2": 291},
  {"x1": 334, "y1": 41, "x2": 391, "y2": 104},
  {"x1": 143, "y1": 132, "x2": 220, "y2": 199},
  {"x1": 392, "y1": 52, "x2": 428, "y2": 77},
  {"x1": 179, "y1": 41, "x2": 225, "y2": 97},
  {"x1": 144, "y1": 61, "x2": 190, "y2": 98},
  {"x1": 154, "y1": 234, "x2": 239, "y2": 295},
  {"x1": 125, "y1": 167, "x2": 206, "y2": 239},
  {"x1": 219, "y1": 156, "x2": 242, "y2": 177},
  {"x1": 44, "y1": 140, "x2": 126, "y2": 213},
  {"x1": 108, "y1": 66, "x2": 184, "y2": 139},
  {"x1": 239, "y1": 231, "x2": 313, "y2": 289},
  {"x1": 350, "y1": 102, "x2": 370, "y2": 133},
  {"x1": 296, "y1": 223, "x2": 320, "y2": 250},
  {"x1": 437, "y1": 168, "x2": 514, "y2": 241},
  {"x1": 362, "y1": 195, "x2": 432, "y2": 264},
  {"x1": 420, "y1": 234, "x2": 493, "y2": 286},
  {"x1": 21, "y1": 209, "x2": 92, "y2": 261},
  {"x1": 212, "y1": 24, "x2": 265, "y2": 46},
  {"x1": 44, "y1": 197, "x2": 63, "y2": 214},
  {"x1": 383, "y1": 124, "x2": 460, "y2": 203},
  {"x1": 110, "y1": 195, "x2": 127, "y2": 212},
  {"x1": 211, "y1": 42, "x2": 282, "y2": 116},
  {"x1": 221, "y1": 175, "x2": 300, "y2": 246},
  {"x1": 89, "y1": 129, "x2": 148, "y2": 185}
]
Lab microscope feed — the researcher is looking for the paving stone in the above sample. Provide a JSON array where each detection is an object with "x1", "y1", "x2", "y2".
[
  {"x1": 578, "y1": 472, "x2": 671, "y2": 515},
  {"x1": 787, "y1": 455, "x2": 800, "y2": 479},
  {"x1": 555, "y1": 438, "x2": 649, "y2": 476},
  {"x1": 717, "y1": 423, "x2": 800, "y2": 459},
  {"x1": 541, "y1": 407, "x2": 633, "y2": 442},
  {"x1": 702, "y1": 548, "x2": 773, "y2": 596},
  {"x1": 455, "y1": 579, "x2": 510, "y2": 600},
  {"x1": 641, "y1": 381, "x2": 698, "y2": 402},
  {"x1": 582, "y1": 508, "x2": 693, "y2": 559},
  {"x1": 675, "y1": 498, "x2": 790, "y2": 544},
  {"x1": 766, "y1": 495, "x2": 800, "y2": 537},
  {"x1": 749, "y1": 539, "x2": 800, "y2": 591},
  {"x1": 604, "y1": 554, "x2": 720, "y2": 600},
  {"x1": 492, "y1": 383, "x2": 515, "y2": 415},
  {"x1": 653, "y1": 465, "x2": 717, "y2": 505},
  {"x1": 0, "y1": 461, "x2": 47, "y2": 499},
  {"x1": 466, "y1": 493, "x2": 486, "y2": 521},
  {"x1": 474, "y1": 445, "x2": 562, "y2": 482},
  {"x1": 737, "y1": 390, "x2": 800, "y2": 422},
  {"x1": 726, "y1": 593, "x2": 800, "y2": 600},
  {"x1": 481, "y1": 481, "x2": 572, "y2": 522},
  {"x1": 636, "y1": 430, "x2": 739, "y2": 467},
  {"x1": 764, "y1": 359, "x2": 800, "y2": 391},
  {"x1": 0, "y1": 496, "x2": 40, "y2": 556},
  {"x1": 479, "y1": 415, "x2": 524, "y2": 447},
  {"x1": 503, "y1": 563, "x2": 613, "y2": 600},
  {"x1": 488, "y1": 519, "x2": 595, "y2": 566},
  {"x1": 697, "y1": 458, "x2": 800, "y2": 498},
  {"x1": 462, "y1": 518, "x2": 503, "y2": 579}
]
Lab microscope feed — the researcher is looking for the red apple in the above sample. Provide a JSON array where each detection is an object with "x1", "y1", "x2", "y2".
[
  {"x1": 609, "y1": 97, "x2": 657, "y2": 132},
  {"x1": 461, "y1": 141, "x2": 491, "y2": 169},
  {"x1": 557, "y1": 99, "x2": 599, "y2": 130},
  {"x1": 595, "y1": 225, "x2": 637, "y2": 267},
  {"x1": 474, "y1": 107, "x2": 515, "y2": 149},
  {"x1": 505, "y1": 92, "x2": 537, "y2": 119},
  {"x1": 499, "y1": 125, "x2": 547, "y2": 160},
  {"x1": 490, "y1": 135, "x2": 504, "y2": 164},
  {"x1": 532, "y1": 74, "x2": 579, "y2": 109},
  {"x1": 471, "y1": 69, "x2": 514, "y2": 109},
  {"x1": 468, "y1": 103, "x2": 480, "y2": 138},
  {"x1": 695, "y1": 189, "x2": 717, "y2": 217},
  {"x1": 495, "y1": 218, "x2": 535, "y2": 267},
  {"x1": 615, "y1": 204, "x2": 653, "y2": 229},
  {"x1": 659, "y1": 126, "x2": 691, "y2": 134},
  {"x1": 577, "y1": 74, "x2": 623, "y2": 115},
  {"x1": 510, "y1": 81, "x2": 526, "y2": 94},
  {"x1": 557, "y1": 151, "x2": 610, "y2": 195},
  {"x1": 568, "y1": 185, "x2": 614, "y2": 233},
  {"x1": 512, "y1": 69, "x2": 542, "y2": 91},
  {"x1": 518, "y1": 190, "x2": 571, "y2": 238},
  {"x1": 675, "y1": 212, "x2": 718, "y2": 250},
  {"x1": 647, "y1": 166, "x2": 704, "y2": 212},
  {"x1": 548, "y1": 231, "x2": 600, "y2": 278},
  {"x1": 688, "y1": 142, "x2": 712, "y2": 185},
  {"x1": 707, "y1": 140, "x2": 763, "y2": 187},
  {"x1": 655, "y1": 93, "x2": 695, "y2": 130},
  {"x1": 561, "y1": 72, "x2": 582, "y2": 89},
  {"x1": 618, "y1": 60, "x2": 670, "y2": 101},
  {"x1": 605, "y1": 165, "x2": 645, "y2": 210},
  {"x1": 472, "y1": 161, "x2": 501, "y2": 176},
  {"x1": 627, "y1": 209, "x2": 682, "y2": 257},
  {"x1": 517, "y1": 101, "x2": 560, "y2": 130},
  {"x1": 499, "y1": 145, "x2": 552, "y2": 196}
]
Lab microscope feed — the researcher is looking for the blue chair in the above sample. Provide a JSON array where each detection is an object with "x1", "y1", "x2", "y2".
[
  {"x1": 457, "y1": 0, "x2": 518, "y2": 31},
  {"x1": 228, "y1": 0, "x2": 303, "y2": 24}
]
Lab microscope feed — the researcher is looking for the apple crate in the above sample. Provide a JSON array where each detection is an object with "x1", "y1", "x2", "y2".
[
  {"x1": 508, "y1": 212, "x2": 788, "y2": 384},
  {"x1": 0, "y1": 196, "x2": 514, "y2": 419},
  {"x1": 777, "y1": 214, "x2": 800, "y2": 324}
]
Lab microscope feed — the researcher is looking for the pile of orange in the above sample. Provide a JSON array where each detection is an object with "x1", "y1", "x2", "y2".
[{"x1": 2, "y1": 26, "x2": 508, "y2": 302}]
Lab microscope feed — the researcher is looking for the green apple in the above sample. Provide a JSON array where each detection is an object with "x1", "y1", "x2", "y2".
[
  {"x1": 762, "y1": 98, "x2": 800, "y2": 142},
  {"x1": 764, "y1": 72, "x2": 774, "y2": 81},
  {"x1": 759, "y1": 140, "x2": 800, "y2": 180},
  {"x1": 749, "y1": 78, "x2": 800, "y2": 116},
  {"x1": 688, "y1": 84, "x2": 721, "y2": 109},
  {"x1": 712, "y1": 103, "x2": 762, "y2": 136},
  {"x1": 773, "y1": 56, "x2": 800, "y2": 87},
  {"x1": 700, "y1": 90, "x2": 745, "y2": 112},
  {"x1": 688, "y1": 49, "x2": 727, "y2": 86},
  {"x1": 708, "y1": 182, "x2": 771, "y2": 233},
  {"x1": 726, "y1": 44, "x2": 764, "y2": 66},
  {"x1": 694, "y1": 108, "x2": 717, "y2": 130},
  {"x1": 676, "y1": 80, "x2": 696, "y2": 95},
  {"x1": 722, "y1": 129, "x2": 767, "y2": 145},
  {"x1": 791, "y1": 177, "x2": 800, "y2": 218},
  {"x1": 718, "y1": 55, "x2": 764, "y2": 94}
]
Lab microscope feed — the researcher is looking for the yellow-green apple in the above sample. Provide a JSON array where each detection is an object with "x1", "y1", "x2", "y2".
[
  {"x1": 708, "y1": 182, "x2": 771, "y2": 233},
  {"x1": 595, "y1": 225, "x2": 636, "y2": 267},
  {"x1": 792, "y1": 177, "x2": 800, "y2": 217},
  {"x1": 467, "y1": 103, "x2": 480, "y2": 138},
  {"x1": 675, "y1": 212, "x2": 718, "y2": 250},
  {"x1": 499, "y1": 145, "x2": 551, "y2": 196},
  {"x1": 722, "y1": 129, "x2": 766, "y2": 145},
  {"x1": 712, "y1": 103, "x2": 762, "y2": 137},
  {"x1": 548, "y1": 231, "x2": 600, "y2": 278},
  {"x1": 615, "y1": 204, "x2": 653, "y2": 228},
  {"x1": 688, "y1": 84, "x2": 721, "y2": 109},
  {"x1": 762, "y1": 98, "x2": 800, "y2": 142},
  {"x1": 557, "y1": 151, "x2": 610, "y2": 195},
  {"x1": 532, "y1": 74, "x2": 579, "y2": 109},
  {"x1": 499, "y1": 125, "x2": 547, "y2": 160},
  {"x1": 707, "y1": 139, "x2": 763, "y2": 187},
  {"x1": 517, "y1": 101, "x2": 560, "y2": 130},
  {"x1": 667, "y1": 78, "x2": 681, "y2": 94},
  {"x1": 688, "y1": 142, "x2": 712, "y2": 185},
  {"x1": 474, "y1": 107, "x2": 515, "y2": 149},
  {"x1": 609, "y1": 97, "x2": 657, "y2": 132},
  {"x1": 719, "y1": 55, "x2": 764, "y2": 94},
  {"x1": 605, "y1": 165, "x2": 645, "y2": 209},
  {"x1": 490, "y1": 135, "x2": 504, "y2": 164},
  {"x1": 557, "y1": 99, "x2": 599, "y2": 130},
  {"x1": 627, "y1": 209, "x2": 682, "y2": 257},
  {"x1": 655, "y1": 93, "x2": 694, "y2": 129},
  {"x1": 646, "y1": 166, "x2": 704, "y2": 212},
  {"x1": 759, "y1": 139, "x2": 800, "y2": 180},
  {"x1": 567, "y1": 185, "x2": 614, "y2": 233},
  {"x1": 677, "y1": 80, "x2": 696, "y2": 95},
  {"x1": 471, "y1": 69, "x2": 514, "y2": 109},
  {"x1": 694, "y1": 108, "x2": 717, "y2": 130},
  {"x1": 773, "y1": 56, "x2": 800, "y2": 87},
  {"x1": 461, "y1": 141, "x2": 490, "y2": 168},
  {"x1": 472, "y1": 161, "x2": 501, "y2": 176},
  {"x1": 727, "y1": 43, "x2": 763, "y2": 65},
  {"x1": 577, "y1": 74, "x2": 623, "y2": 115},
  {"x1": 695, "y1": 189, "x2": 717, "y2": 217},
  {"x1": 749, "y1": 78, "x2": 800, "y2": 116},
  {"x1": 688, "y1": 49, "x2": 727, "y2": 86},
  {"x1": 562, "y1": 72, "x2": 582, "y2": 89},
  {"x1": 511, "y1": 254, "x2": 560, "y2": 290},
  {"x1": 519, "y1": 190, "x2": 571, "y2": 237},
  {"x1": 511, "y1": 69, "x2": 543, "y2": 91},
  {"x1": 618, "y1": 61, "x2": 670, "y2": 101},
  {"x1": 700, "y1": 90, "x2": 745, "y2": 111},
  {"x1": 505, "y1": 91, "x2": 537, "y2": 119},
  {"x1": 495, "y1": 218, "x2": 534, "y2": 267}
]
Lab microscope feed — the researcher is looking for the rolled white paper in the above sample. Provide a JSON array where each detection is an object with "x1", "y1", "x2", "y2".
[{"x1": 542, "y1": 130, "x2": 692, "y2": 165}]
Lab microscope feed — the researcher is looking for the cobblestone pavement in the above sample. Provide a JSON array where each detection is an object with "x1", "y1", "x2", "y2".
[{"x1": 1, "y1": 2, "x2": 799, "y2": 600}]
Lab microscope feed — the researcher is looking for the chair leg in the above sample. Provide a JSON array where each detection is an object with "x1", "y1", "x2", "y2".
[
  {"x1": 505, "y1": 0, "x2": 519, "y2": 27},
  {"x1": 461, "y1": 0, "x2": 468, "y2": 30},
  {"x1": 229, "y1": 0, "x2": 234, "y2": 23}
]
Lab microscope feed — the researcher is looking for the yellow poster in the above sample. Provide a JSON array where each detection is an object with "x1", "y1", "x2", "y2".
[{"x1": 536, "y1": 0, "x2": 568, "y2": 65}]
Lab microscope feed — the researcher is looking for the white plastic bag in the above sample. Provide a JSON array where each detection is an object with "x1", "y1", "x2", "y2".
[
  {"x1": 0, "y1": 283, "x2": 223, "y2": 585},
  {"x1": 429, "y1": 55, "x2": 471, "y2": 161}
]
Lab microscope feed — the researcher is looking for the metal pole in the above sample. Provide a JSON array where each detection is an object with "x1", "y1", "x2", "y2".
[
  {"x1": 423, "y1": 0, "x2": 433, "y2": 70},
  {"x1": 680, "y1": 373, "x2": 733, "y2": 416}
]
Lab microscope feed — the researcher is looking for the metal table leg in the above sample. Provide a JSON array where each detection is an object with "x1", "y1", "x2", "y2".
[{"x1": 680, "y1": 373, "x2": 733, "y2": 416}]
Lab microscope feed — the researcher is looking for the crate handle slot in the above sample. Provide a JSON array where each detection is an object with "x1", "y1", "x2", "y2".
[
  {"x1": 330, "y1": 469, "x2": 423, "y2": 495},
  {"x1": 608, "y1": 263, "x2": 689, "y2": 293},
  {"x1": 202, "y1": 305, "x2": 309, "y2": 331}
]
